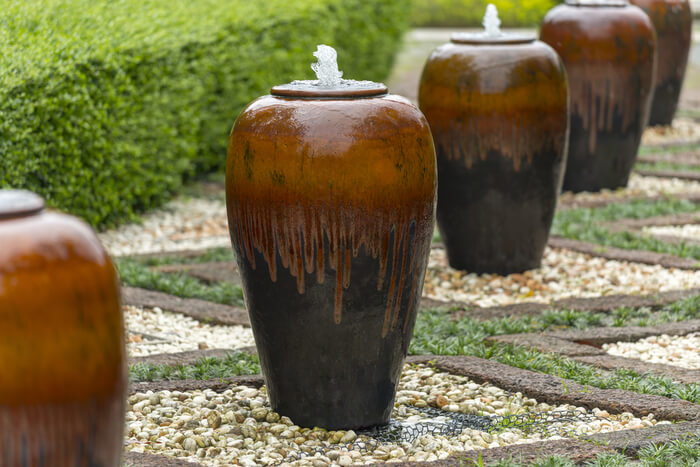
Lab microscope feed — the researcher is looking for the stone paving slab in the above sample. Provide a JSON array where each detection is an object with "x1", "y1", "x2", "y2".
[
  {"x1": 548, "y1": 236, "x2": 700, "y2": 270},
  {"x1": 558, "y1": 191, "x2": 700, "y2": 211},
  {"x1": 604, "y1": 212, "x2": 700, "y2": 233},
  {"x1": 428, "y1": 287, "x2": 700, "y2": 321},
  {"x1": 154, "y1": 262, "x2": 240, "y2": 285},
  {"x1": 121, "y1": 286, "x2": 250, "y2": 327},
  {"x1": 129, "y1": 374, "x2": 264, "y2": 395},
  {"x1": 487, "y1": 335, "x2": 606, "y2": 357},
  {"x1": 638, "y1": 151, "x2": 700, "y2": 166},
  {"x1": 547, "y1": 319, "x2": 700, "y2": 346},
  {"x1": 585, "y1": 420, "x2": 700, "y2": 457},
  {"x1": 636, "y1": 168, "x2": 700, "y2": 182},
  {"x1": 573, "y1": 355, "x2": 700, "y2": 385},
  {"x1": 130, "y1": 348, "x2": 242, "y2": 367},
  {"x1": 123, "y1": 451, "x2": 203, "y2": 466},
  {"x1": 406, "y1": 356, "x2": 700, "y2": 422}
]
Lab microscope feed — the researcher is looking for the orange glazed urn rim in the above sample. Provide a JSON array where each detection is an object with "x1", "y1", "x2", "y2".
[
  {"x1": 0, "y1": 190, "x2": 45, "y2": 220},
  {"x1": 450, "y1": 33, "x2": 536, "y2": 45},
  {"x1": 271, "y1": 80, "x2": 388, "y2": 98},
  {"x1": 564, "y1": 0, "x2": 628, "y2": 6}
]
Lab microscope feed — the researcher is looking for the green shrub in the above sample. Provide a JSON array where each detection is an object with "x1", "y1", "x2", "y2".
[
  {"x1": 411, "y1": 0, "x2": 558, "y2": 28},
  {"x1": 0, "y1": 0, "x2": 410, "y2": 228}
]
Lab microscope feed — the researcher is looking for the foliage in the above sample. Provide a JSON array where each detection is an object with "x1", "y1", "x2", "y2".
[
  {"x1": 116, "y1": 257, "x2": 245, "y2": 307},
  {"x1": 130, "y1": 352, "x2": 260, "y2": 382},
  {"x1": 0, "y1": 0, "x2": 410, "y2": 227},
  {"x1": 552, "y1": 198, "x2": 700, "y2": 260},
  {"x1": 411, "y1": 0, "x2": 558, "y2": 28}
]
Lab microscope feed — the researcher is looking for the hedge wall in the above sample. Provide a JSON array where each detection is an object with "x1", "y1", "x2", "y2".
[
  {"x1": 0, "y1": 0, "x2": 410, "y2": 228},
  {"x1": 411, "y1": 0, "x2": 557, "y2": 28}
]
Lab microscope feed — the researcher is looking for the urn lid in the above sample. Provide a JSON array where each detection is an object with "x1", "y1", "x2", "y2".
[
  {"x1": 270, "y1": 45, "x2": 388, "y2": 98},
  {"x1": 564, "y1": 0, "x2": 628, "y2": 6},
  {"x1": 451, "y1": 4, "x2": 535, "y2": 45},
  {"x1": 0, "y1": 190, "x2": 45, "y2": 220}
]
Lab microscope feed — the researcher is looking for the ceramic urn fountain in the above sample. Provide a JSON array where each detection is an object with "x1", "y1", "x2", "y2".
[
  {"x1": 628, "y1": 0, "x2": 692, "y2": 126},
  {"x1": 419, "y1": 5, "x2": 569, "y2": 274},
  {"x1": 0, "y1": 190, "x2": 126, "y2": 465},
  {"x1": 226, "y1": 46, "x2": 437, "y2": 429},
  {"x1": 541, "y1": 0, "x2": 656, "y2": 192}
]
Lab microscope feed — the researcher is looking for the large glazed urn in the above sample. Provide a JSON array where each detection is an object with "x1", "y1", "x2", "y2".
[
  {"x1": 418, "y1": 10, "x2": 569, "y2": 274},
  {"x1": 226, "y1": 46, "x2": 437, "y2": 429},
  {"x1": 540, "y1": 0, "x2": 656, "y2": 192},
  {"x1": 0, "y1": 190, "x2": 126, "y2": 465},
  {"x1": 628, "y1": 0, "x2": 692, "y2": 126}
]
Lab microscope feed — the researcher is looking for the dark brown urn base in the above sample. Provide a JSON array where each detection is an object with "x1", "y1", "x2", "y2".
[
  {"x1": 562, "y1": 114, "x2": 643, "y2": 192},
  {"x1": 437, "y1": 148, "x2": 564, "y2": 275},
  {"x1": 240, "y1": 240, "x2": 423, "y2": 430},
  {"x1": 648, "y1": 78, "x2": 683, "y2": 127}
]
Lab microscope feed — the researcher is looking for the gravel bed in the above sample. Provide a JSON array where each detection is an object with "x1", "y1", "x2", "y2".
[
  {"x1": 644, "y1": 223, "x2": 700, "y2": 241},
  {"x1": 425, "y1": 247, "x2": 700, "y2": 307},
  {"x1": 641, "y1": 117, "x2": 700, "y2": 145},
  {"x1": 123, "y1": 364, "x2": 661, "y2": 466},
  {"x1": 126, "y1": 305, "x2": 255, "y2": 357},
  {"x1": 99, "y1": 198, "x2": 230, "y2": 257},
  {"x1": 604, "y1": 333, "x2": 700, "y2": 370},
  {"x1": 558, "y1": 173, "x2": 700, "y2": 207}
]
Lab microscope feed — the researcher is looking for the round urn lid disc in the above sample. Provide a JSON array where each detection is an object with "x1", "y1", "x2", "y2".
[
  {"x1": 565, "y1": 0, "x2": 628, "y2": 6},
  {"x1": 0, "y1": 190, "x2": 45, "y2": 220},
  {"x1": 451, "y1": 33, "x2": 537, "y2": 45},
  {"x1": 271, "y1": 80, "x2": 388, "y2": 98}
]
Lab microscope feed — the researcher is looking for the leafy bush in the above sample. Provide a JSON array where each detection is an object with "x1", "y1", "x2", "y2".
[
  {"x1": 411, "y1": 0, "x2": 558, "y2": 28},
  {"x1": 0, "y1": 0, "x2": 410, "y2": 227}
]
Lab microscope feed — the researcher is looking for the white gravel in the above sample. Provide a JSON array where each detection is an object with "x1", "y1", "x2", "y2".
[
  {"x1": 604, "y1": 333, "x2": 700, "y2": 370},
  {"x1": 644, "y1": 223, "x2": 700, "y2": 242},
  {"x1": 641, "y1": 117, "x2": 700, "y2": 145},
  {"x1": 126, "y1": 305, "x2": 254, "y2": 357},
  {"x1": 558, "y1": 173, "x2": 700, "y2": 207},
  {"x1": 425, "y1": 247, "x2": 700, "y2": 307},
  {"x1": 124, "y1": 364, "x2": 661, "y2": 466},
  {"x1": 100, "y1": 198, "x2": 230, "y2": 257}
]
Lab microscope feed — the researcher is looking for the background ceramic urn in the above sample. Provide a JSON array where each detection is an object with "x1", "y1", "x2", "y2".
[
  {"x1": 0, "y1": 190, "x2": 126, "y2": 465},
  {"x1": 226, "y1": 82, "x2": 436, "y2": 429},
  {"x1": 541, "y1": 0, "x2": 656, "y2": 192},
  {"x1": 629, "y1": 0, "x2": 692, "y2": 126},
  {"x1": 418, "y1": 34, "x2": 568, "y2": 274}
]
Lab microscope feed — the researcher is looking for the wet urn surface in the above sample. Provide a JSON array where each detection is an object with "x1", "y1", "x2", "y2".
[
  {"x1": 540, "y1": 3, "x2": 656, "y2": 192},
  {"x1": 419, "y1": 40, "x2": 568, "y2": 274},
  {"x1": 0, "y1": 191, "x2": 126, "y2": 466},
  {"x1": 226, "y1": 94, "x2": 437, "y2": 429}
]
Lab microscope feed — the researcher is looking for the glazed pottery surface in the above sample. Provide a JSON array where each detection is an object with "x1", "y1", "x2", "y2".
[
  {"x1": 419, "y1": 36, "x2": 569, "y2": 274},
  {"x1": 0, "y1": 190, "x2": 126, "y2": 466},
  {"x1": 540, "y1": 0, "x2": 656, "y2": 192},
  {"x1": 226, "y1": 89, "x2": 437, "y2": 429},
  {"x1": 629, "y1": 0, "x2": 691, "y2": 126}
]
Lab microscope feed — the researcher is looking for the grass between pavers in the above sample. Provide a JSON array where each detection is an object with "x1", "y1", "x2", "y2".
[
  {"x1": 481, "y1": 433, "x2": 700, "y2": 466},
  {"x1": 551, "y1": 198, "x2": 700, "y2": 259},
  {"x1": 129, "y1": 352, "x2": 260, "y2": 383},
  {"x1": 637, "y1": 161, "x2": 700, "y2": 173},
  {"x1": 638, "y1": 143, "x2": 700, "y2": 156},
  {"x1": 117, "y1": 257, "x2": 245, "y2": 307}
]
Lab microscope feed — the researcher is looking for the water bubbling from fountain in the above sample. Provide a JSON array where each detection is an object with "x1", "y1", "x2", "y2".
[
  {"x1": 483, "y1": 4, "x2": 502, "y2": 37},
  {"x1": 311, "y1": 45, "x2": 343, "y2": 87}
]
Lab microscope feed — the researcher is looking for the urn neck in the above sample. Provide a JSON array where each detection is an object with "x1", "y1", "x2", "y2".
[{"x1": 0, "y1": 190, "x2": 45, "y2": 220}]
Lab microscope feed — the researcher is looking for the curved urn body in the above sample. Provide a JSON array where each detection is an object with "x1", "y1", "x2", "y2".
[
  {"x1": 419, "y1": 36, "x2": 569, "y2": 274},
  {"x1": 226, "y1": 87, "x2": 436, "y2": 429},
  {"x1": 629, "y1": 0, "x2": 691, "y2": 126},
  {"x1": 541, "y1": 0, "x2": 656, "y2": 192},
  {"x1": 0, "y1": 190, "x2": 126, "y2": 466}
]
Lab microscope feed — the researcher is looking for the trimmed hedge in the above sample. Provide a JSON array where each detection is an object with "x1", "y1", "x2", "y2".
[
  {"x1": 0, "y1": 0, "x2": 410, "y2": 227},
  {"x1": 411, "y1": 0, "x2": 557, "y2": 27}
]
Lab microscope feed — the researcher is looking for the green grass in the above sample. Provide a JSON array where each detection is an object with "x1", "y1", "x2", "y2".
[
  {"x1": 410, "y1": 295, "x2": 700, "y2": 404},
  {"x1": 638, "y1": 143, "x2": 700, "y2": 156},
  {"x1": 636, "y1": 161, "x2": 700, "y2": 173},
  {"x1": 130, "y1": 352, "x2": 260, "y2": 382},
  {"x1": 134, "y1": 247, "x2": 236, "y2": 268},
  {"x1": 552, "y1": 198, "x2": 700, "y2": 260},
  {"x1": 117, "y1": 257, "x2": 244, "y2": 307},
  {"x1": 481, "y1": 433, "x2": 700, "y2": 466}
]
